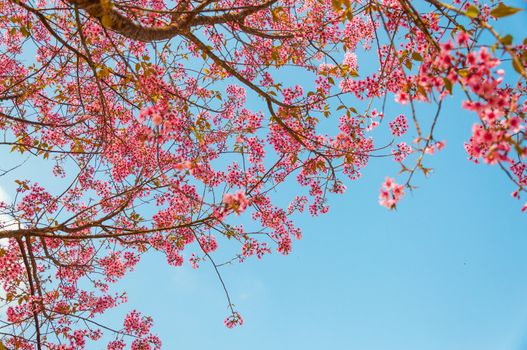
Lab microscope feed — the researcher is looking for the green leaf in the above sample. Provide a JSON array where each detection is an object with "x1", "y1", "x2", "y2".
[
  {"x1": 412, "y1": 52, "x2": 423, "y2": 61},
  {"x1": 20, "y1": 26, "x2": 30, "y2": 37},
  {"x1": 271, "y1": 7, "x2": 284, "y2": 21},
  {"x1": 490, "y1": 3, "x2": 522, "y2": 18},
  {"x1": 466, "y1": 5, "x2": 479, "y2": 18},
  {"x1": 417, "y1": 84, "x2": 427, "y2": 97},
  {"x1": 443, "y1": 77, "x2": 453, "y2": 95},
  {"x1": 345, "y1": 9, "x2": 353, "y2": 21},
  {"x1": 458, "y1": 68, "x2": 469, "y2": 77},
  {"x1": 331, "y1": 0, "x2": 342, "y2": 11},
  {"x1": 101, "y1": 15, "x2": 113, "y2": 28},
  {"x1": 512, "y1": 58, "x2": 526, "y2": 75},
  {"x1": 500, "y1": 34, "x2": 513, "y2": 46}
]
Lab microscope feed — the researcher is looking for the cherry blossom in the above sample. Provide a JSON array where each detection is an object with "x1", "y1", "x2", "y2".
[{"x1": 0, "y1": 0, "x2": 525, "y2": 348}]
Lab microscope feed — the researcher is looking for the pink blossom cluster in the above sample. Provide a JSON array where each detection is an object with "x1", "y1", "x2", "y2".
[
  {"x1": 392, "y1": 142, "x2": 413, "y2": 162},
  {"x1": 379, "y1": 177, "x2": 405, "y2": 209},
  {"x1": 199, "y1": 235, "x2": 218, "y2": 253},
  {"x1": 241, "y1": 239, "x2": 271, "y2": 260},
  {"x1": 389, "y1": 115, "x2": 409, "y2": 137},
  {"x1": 222, "y1": 190, "x2": 249, "y2": 216},
  {"x1": 224, "y1": 311, "x2": 244, "y2": 329},
  {"x1": 122, "y1": 310, "x2": 161, "y2": 349}
]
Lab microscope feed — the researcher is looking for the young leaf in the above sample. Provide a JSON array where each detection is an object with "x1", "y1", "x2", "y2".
[
  {"x1": 466, "y1": 5, "x2": 479, "y2": 18},
  {"x1": 490, "y1": 3, "x2": 522, "y2": 18},
  {"x1": 500, "y1": 34, "x2": 513, "y2": 46}
]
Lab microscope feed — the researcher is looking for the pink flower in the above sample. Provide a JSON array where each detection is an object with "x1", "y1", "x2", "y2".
[
  {"x1": 379, "y1": 178, "x2": 405, "y2": 209},
  {"x1": 343, "y1": 51, "x2": 358, "y2": 71},
  {"x1": 383, "y1": 177, "x2": 395, "y2": 190},
  {"x1": 392, "y1": 142, "x2": 412, "y2": 162},
  {"x1": 389, "y1": 115, "x2": 409, "y2": 137},
  {"x1": 151, "y1": 113, "x2": 163, "y2": 126},
  {"x1": 395, "y1": 92, "x2": 409, "y2": 105},
  {"x1": 425, "y1": 145, "x2": 435, "y2": 154},
  {"x1": 222, "y1": 190, "x2": 249, "y2": 215},
  {"x1": 456, "y1": 32, "x2": 470, "y2": 46},
  {"x1": 224, "y1": 312, "x2": 244, "y2": 328},
  {"x1": 199, "y1": 235, "x2": 218, "y2": 253},
  {"x1": 175, "y1": 160, "x2": 192, "y2": 171}
]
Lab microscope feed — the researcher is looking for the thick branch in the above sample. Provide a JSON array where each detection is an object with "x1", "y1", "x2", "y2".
[{"x1": 65, "y1": 0, "x2": 277, "y2": 42}]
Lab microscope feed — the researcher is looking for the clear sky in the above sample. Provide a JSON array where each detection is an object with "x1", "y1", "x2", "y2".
[{"x1": 2, "y1": 2, "x2": 527, "y2": 350}]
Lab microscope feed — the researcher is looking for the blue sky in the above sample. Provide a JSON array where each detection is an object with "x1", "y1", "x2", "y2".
[{"x1": 1, "y1": 2, "x2": 527, "y2": 349}]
